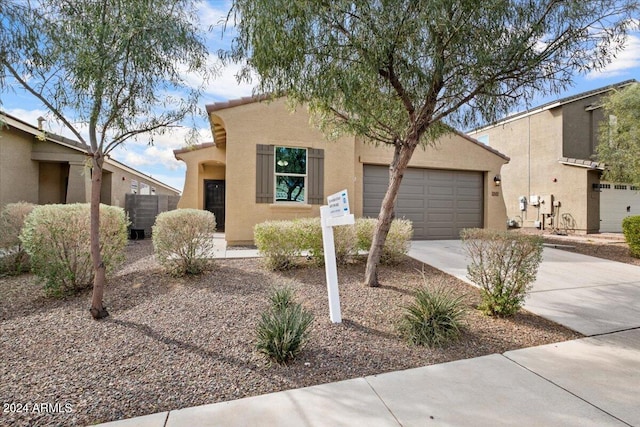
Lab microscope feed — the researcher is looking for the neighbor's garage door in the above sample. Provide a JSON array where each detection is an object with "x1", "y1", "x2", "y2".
[
  {"x1": 363, "y1": 165, "x2": 484, "y2": 239},
  {"x1": 599, "y1": 183, "x2": 640, "y2": 233}
]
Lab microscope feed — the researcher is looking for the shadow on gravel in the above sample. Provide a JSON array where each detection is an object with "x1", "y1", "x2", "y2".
[
  {"x1": 109, "y1": 318, "x2": 270, "y2": 376},
  {"x1": 341, "y1": 318, "x2": 398, "y2": 340}
]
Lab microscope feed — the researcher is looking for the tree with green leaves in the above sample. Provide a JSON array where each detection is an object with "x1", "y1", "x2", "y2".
[
  {"x1": 0, "y1": 0, "x2": 211, "y2": 318},
  {"x1": 597, "y1": 82, "x2": 640, "y2": 186},
  {"x1": 226, "y1": 0, "x2": 638, "y2": 287}
]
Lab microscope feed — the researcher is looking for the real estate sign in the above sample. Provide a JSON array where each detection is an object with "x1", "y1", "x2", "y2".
[
  {"x1": 321, "y1": 189, "x2": 355, "y2": 323},
  {"x1": 327, "y1": 190, "x2": 350, "y2": 218}
]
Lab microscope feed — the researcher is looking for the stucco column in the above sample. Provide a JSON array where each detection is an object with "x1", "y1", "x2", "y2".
[{"x1": 66, "y1": 161, "x2": 91, "y2": 203}]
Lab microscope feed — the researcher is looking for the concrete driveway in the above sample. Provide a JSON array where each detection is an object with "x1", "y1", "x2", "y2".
[{"x1": 408, "y1": 240, "x2": 640, "y2": 336}]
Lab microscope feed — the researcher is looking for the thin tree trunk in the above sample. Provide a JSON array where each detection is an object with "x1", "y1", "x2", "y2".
[
  {"x1": 364, "y1": 141, "x2": 418, "y2": 287},
  {"x1": 89, "y1": 155, "x2": 109, "y2": 319}
]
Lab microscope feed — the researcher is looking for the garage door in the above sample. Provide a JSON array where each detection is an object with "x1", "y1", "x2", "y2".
[
  {"x1": 599, "y1": 183, "x2": 640, "y2": 233},
  {"x1": 363, "y1": 165, "x2": 484, "y2": 239}
]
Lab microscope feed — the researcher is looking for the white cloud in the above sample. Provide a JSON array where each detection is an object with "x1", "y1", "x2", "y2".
[
  {"x1": 197, "y1": 0, "x2": 232, "y2": 31},
  {"x1": 205, "y1": 61, "x2": 257, "y2": 100},
  {"x1": 111, "y1": 125, "x2": 211, "y2": 171},
  {"x1": 178, "y1": 58, "x2": 256, "y2": 101},
  {"x1": 5, "y1": 107, "x2": 91, "y2": 143},
  {"x1": 4, "y1": 107, "x2": 202, "y2": 192},
  {"x1": 4, "y1": 108, "x2": 49, "y2": 126},
  {"x1": 586, "y1": 34, "x2": 640, "y2": 80},
  {"x1": 146, "y1": 172, "x2": 186, "y2": 194},
  {"x1": 178, "y1": 1, "x2": 257, "y2": 101}
]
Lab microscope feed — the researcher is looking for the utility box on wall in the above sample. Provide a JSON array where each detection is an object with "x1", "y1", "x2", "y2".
[{"x1": 539, "y1": 194, "x2": 554, "y2": 215}]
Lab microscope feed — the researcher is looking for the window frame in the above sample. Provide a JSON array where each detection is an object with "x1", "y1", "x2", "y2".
[{"x1": 274, "y1": 146, "x2": 308, "y2": 204}]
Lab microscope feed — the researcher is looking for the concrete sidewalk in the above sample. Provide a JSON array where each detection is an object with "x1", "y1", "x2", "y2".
[{"x1": 95, "y1": 240, "x2": 640, "y2": 427}]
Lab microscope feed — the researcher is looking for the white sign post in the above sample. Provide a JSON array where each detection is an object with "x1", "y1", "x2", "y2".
[{"x1": 321, "y1": 189, "x2": 354, "y2": 323}]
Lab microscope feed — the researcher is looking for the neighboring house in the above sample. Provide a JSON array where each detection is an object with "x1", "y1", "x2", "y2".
[
  {"x1": 0, "y1": 112, "x2": 180, "y2": 210},
  {"x1": 174, "y1": 96, "x2": 509, "y2": 245},
  {"x1": 468, "y1": 80, "x2": 638, "y2": 234}
]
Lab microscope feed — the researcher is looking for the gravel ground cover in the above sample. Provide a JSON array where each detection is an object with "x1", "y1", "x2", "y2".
[
  {"x1": 1, "y1": 239, "x2": 581, "y2": 426},
  {"x1": 543, "y1": 236, "x2": 640, "y2": 266}
]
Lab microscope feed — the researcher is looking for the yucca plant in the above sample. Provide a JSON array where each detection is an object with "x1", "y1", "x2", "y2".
[
  {"x1": 256, "y1": 286, "x2": 313, "y2": 364},
  {"x1": 268, "y1": 285, "x2": 296, "y2": 311},
  {"x1": 399, "y1": 283, "x2": 466, "y2": 348}
]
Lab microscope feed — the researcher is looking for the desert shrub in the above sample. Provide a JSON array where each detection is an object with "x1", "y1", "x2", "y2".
[
  {"x1": 295, "y1": 218, "x2": 323, "y2": 264},
  {"x1": 255, "y1": 217, "x2": 411, "y2": 269},
  {"x1": 355, "y1": 217, "x2": 377, "y2": 251},
  {"x1": 20, "y1": 203, "x2": 127, "y2": 297},
  {"x1": 256, "y1": 286, "x2": 314, "y2": 364},
  {"x1": 0, "y1": 202, "x2": 35, "y2": 275},
  {"x1": 254, "y1": 221, "x2": 304, "y2": 270},
  {"x1": 296, "y1": 218, "x2": 356, "y2": 266},
  {"x1": 356, "y1": 218, "x2": 413, "y2": 264},
  {"x1": 462, "y1": 228, "x2": 543, "y2": 317},
  {"x1": 398, "y1": 278, "x2": 466, "y2": 347},
  {"x1": 622, "y1": 216, "x2": 640, "y2": 258},
  {"x1": 152, "y1": 209, "x2": 216, "y2": 276},
  {"x1": 333, "y1": 222, "x2": 358, "y2": 265}
]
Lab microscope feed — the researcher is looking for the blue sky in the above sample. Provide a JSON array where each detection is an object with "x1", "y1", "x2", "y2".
[{"x1": 1, "y1": 0, "x2": 639, "y2": 193}]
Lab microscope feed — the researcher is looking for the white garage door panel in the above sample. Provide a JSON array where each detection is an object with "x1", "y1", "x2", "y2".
[
  {"x1": 599, "y1": 183, "x2": 640, "y2": 232},
  {"x1": 363, "y1": 165, "x2": 484, "y2": 240}
]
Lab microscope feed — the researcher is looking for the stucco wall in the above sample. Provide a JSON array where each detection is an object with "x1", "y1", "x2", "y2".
[
  {"x1": 175, "y1": 145, "x2": 226, "y2": 210},
  {"x1": 1, "y1": 117, "x2": 179, "y2": 211},
  {"x1": 0, "y1": 126, "x2": 39, "y2": 207},
  {"x1": 562, "y1": 92, "x2": 606, "y2": 160},
  {"x1": 220, "y1": 98, "x2": 357, "y2": 244},
  {"x1": 177, "y1": 98, "x2": 509, "y2": 244},
  {"x1": 470, "y1": 108, "x2": 595, "y2": 233},
  {"x1": 38, "y1": 162, "x2": 67, "y2": 204}
]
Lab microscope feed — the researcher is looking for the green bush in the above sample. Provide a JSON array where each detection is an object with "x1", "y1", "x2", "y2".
[
  {"x1": 0, "y1": 202, "x2": 35, "y2": 275},
  {"x1": 152, "y1": 209, "x2": 217, "y2": 276},
  {"x1": 254, "y1": 217, "x2": 413, "y2": 270},
  {"x1": 254, "y1": 221, "x2": 304, "y2": 270},
  {"x1": 256, "y1": 286, "x2": 314, "y2": 365},
  {"x1": 461, "y1": 228, "x2": 543, "y2": 317},
  {"x1": 20, "y1": 203, "x2": 127, "y2": 297},
  {"x1": 356, "y1": 218, "x2": 413, "y2": 265},
  {"x1": 398, "y1": 279, "x2": 466, "y2": 347},
  {"x1": 295, "y1": 217, "x2": 356, "y2": 266},
  {"x1": 622, "y1": 215, "x2": 640, "y2": 258}
]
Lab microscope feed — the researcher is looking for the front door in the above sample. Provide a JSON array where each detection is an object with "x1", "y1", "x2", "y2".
[{"x1": 204, "y1": 180, "x2": 225, "y2": 231}]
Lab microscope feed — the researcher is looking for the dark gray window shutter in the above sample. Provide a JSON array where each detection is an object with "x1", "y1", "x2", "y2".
[
  {"x1": 256, "y1": 144, "x2": 274, "y2": 203},
  {"x1": 308, "y1": 148, "x2": 324, "y2": 204}
]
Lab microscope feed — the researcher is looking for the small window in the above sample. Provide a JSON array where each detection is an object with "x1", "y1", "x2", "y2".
[{"x1": 275, "y1": 147, "x2": 307, "y2": 202}]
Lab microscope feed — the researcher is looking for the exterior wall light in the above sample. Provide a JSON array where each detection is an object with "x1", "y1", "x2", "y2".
[{"x1": 493, "y1": 175, "x2": 501, "y2": 186}]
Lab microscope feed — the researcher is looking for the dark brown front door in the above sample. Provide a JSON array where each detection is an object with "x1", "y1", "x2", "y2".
[{"x1": 204, "y1": 180, "x2": 225, "y2": 231}]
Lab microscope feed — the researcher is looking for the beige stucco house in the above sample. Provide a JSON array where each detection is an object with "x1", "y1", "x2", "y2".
[
  {"x1": 174, "y1": 96, "x2": 509, "y2": 245},
  {"x1": 468, "y1": 80, "x2": 638, "y2": 234},
  {"x1": 0, "y1": 112, "x2": 180, "y2": 210}
]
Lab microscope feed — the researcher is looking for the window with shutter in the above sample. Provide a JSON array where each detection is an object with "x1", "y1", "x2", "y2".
[
  {"x1": 256, "y1": 144, "x2": 274, "y2": 203},
  {"x1": 255, "y1": 144, "x2": 324, "y2": 204}
]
